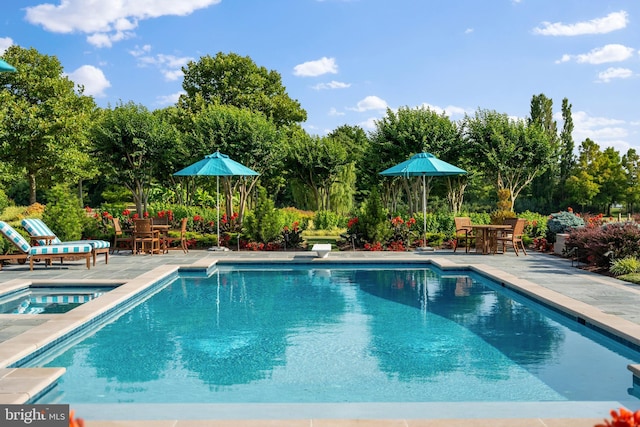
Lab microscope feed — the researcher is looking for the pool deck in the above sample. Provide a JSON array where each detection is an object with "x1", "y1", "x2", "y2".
[{"x1": 1, "y1": 248, "x2": 640, "y2": 426}]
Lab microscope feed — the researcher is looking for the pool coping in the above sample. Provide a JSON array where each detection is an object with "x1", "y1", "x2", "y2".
[{"x1": 0, "y1": 254, "x2": 637, "y2": 425}]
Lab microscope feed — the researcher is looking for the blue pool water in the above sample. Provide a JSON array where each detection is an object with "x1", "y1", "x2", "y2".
[{"x1": 33, "y1": 265, "x2": 640, "y2": 405}]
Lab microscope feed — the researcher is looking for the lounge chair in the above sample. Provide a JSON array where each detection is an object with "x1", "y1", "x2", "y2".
[
  {"x1": 21, "y1": 218, "x2": 110, "y2": 266},
  {"x1": 0, "y1": 221, "x2": 92, "y2": 270}
]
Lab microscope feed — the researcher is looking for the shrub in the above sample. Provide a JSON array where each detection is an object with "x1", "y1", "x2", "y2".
[
  {"x1": 609, "y1": 256, "x2": 640, "y2": 276},
  {"x1": 566, "y1": 222, "x2": 640, "y2": 268},
  {"x1": 358, "y1": 187, "x2": 392, "y2": 244},
  {"x1": 314, "y1": 210, "x2": 345, "y2": 230},
  {"x1": 546, "y1": 210, "x2": 585, "y2": 243},
  {"x1": 41, "y1": 185, "x2": 85, "y2": 241},
  {"x1": 243, "y1": 186, "x2": 284, "y2": 243}
]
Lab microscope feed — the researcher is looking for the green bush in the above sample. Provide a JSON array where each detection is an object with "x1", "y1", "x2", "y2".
[
  {"x1": 358, "y1": 187, "x2": 391, "y2": 244},
  {"x1": 243, "y1": 186, "x2": 284, "y2": 243},
  {"x1": 313, "y1": 210, "x2": 346, "y2": 230},
  {"x1": 547, "y1": 211, "x2": 584, "y2": 243},
  {"x1": 41, "y1": 185, "x2": 85, "y2": 241}
]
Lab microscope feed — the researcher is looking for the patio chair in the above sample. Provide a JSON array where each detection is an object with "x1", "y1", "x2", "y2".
[
  {"x1": 133, "y1": 219, "x2": 160, "y2": 255},
  {"x1": 453, "y1": 217, "x2": 474, "y2": 253},
  {"x1": 494, "y1": 218, "x2": 528, "y2": 256},
  {"x1": 111, "y1": 217, "x2": 134, "y2": 254},
  {"x1": 0, "y1": 221, "x2": 92, "y2": 270},
  {"x1": 178, "y1": 217, "x2": 188, "y2": 253},
  {"x1": 21, "y1": 218, "x2": 110, "y2": 266}
]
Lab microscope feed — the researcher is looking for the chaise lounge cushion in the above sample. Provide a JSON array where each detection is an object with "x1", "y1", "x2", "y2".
[
  {"x1": 0, "y1": 221, "x2": 93, "y2": 270},
  {"x1": 21, "y1": 218, "x2": 110, "y2": 265}
]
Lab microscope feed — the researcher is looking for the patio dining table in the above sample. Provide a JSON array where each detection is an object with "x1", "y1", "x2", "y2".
[{"x1": 469, "y1": 224, "x2": 512, "y2": 255}]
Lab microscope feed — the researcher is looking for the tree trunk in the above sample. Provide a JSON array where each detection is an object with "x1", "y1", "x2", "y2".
[{"x1": 28, "y1": 172, "x2": 37, "y2": 205}]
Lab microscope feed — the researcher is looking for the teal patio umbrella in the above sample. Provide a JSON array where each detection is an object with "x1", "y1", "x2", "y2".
[
  {"x1": 174, "y1": 151, "x2": 259, "y2": 249},
  {"x1": 0, "y1": 59, "x2": 16, "y2": 72},
  {"x1": 380, "y1": 152, "x2": 467, "y2": 247}
]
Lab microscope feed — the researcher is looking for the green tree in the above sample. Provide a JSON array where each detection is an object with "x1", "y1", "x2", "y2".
[
  {"x1": 462, "y1": 109, "x2": 553, "y2": 211},
  {"x1": 92, "y1": 101, "x2": 179, "y2": 214},
  {"x1": 622, "y1": 148, "x2": 640, "y2": 214},
  {"x1": 368, "y1": 106, "x2": 462, "y2": 215},
  {"x1": 528, "y1": 94, "x2": 559, "y2": 212},
  {"x1": 183, "y1": 103, "x2": 284, "y2": 223},
  {"x1": 180, "y1": 52, "x2": 307, "y2": 127},
  {"x1": 285, "y1": 131, "x2": 351, "y2": 211},
  {"x1": 0, "y1": 46, "x2": 98, "y2": 204},
  {"x1": 557, "y1": 98, "x2": 576, "y2": 204}
]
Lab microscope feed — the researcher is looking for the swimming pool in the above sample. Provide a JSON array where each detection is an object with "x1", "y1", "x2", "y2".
[{"x1": 30, "y1": 264, "x2": 640, "y2": 410}]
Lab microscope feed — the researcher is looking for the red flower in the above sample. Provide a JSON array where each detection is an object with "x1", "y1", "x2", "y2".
[
  {"x1": 132, "y1": 213, "x2": 139, "y2": 219},
  {"x1": 596, "y1": 407, "x2": 640, "y2": 427},
  {"x1": 347, "y1": 217, "x2": 359, "y2": 229},
  {"x1": 567, "y1": 207, "x2": 573, "y2": 213},
  {"x1": 143, "y1": 211, "x2": 149, "y2": 218},
  {"x1": 283, "y1": 225, "x2": 289, "y2": 232},
  {"x1": 102, "y1": 211, "x2": 109, "y2": 217},
  {"x1": 84, "y1": 206, "x2": 92, "y2": 212},
  {"x1": 122, "y1": 209, "x2": 131, "y2": 216},
  {"x1": 193, "y1": 215, "x2": 202, "y2": 222},
  {"x1": 158, "y1": 211, "x2": 165, "y2": 218}
]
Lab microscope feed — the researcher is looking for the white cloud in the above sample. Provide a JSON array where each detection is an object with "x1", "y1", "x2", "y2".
[
  {"x1": 349, "y1": 95, "x2": 388, "y2": 112},
  {"x1": 570, "y1": 110, "x2": 632, "y2": 152},
  {"x1": 130, "y1": 46, "x2": 193, "y2": 81},
  {"x1": 25, "y1": 0, "x2": 221, "y2": 48},
  {"x1": 358, "y1": 117, "x2": 379, "y2": 130},
  {"x1": 293, "y1": 57, "x2": 338, "y2": 77},
  {"x1": 597, "y1": 67, "x2": 633, "y2": 83},
  {"x1": 421, "y1": 103, "x2": 469, "y2": 118},
  {"x1": 534, "y1": 10, "x2": 628, "y2": 36},
  {"x1": 464, "y1": 28, "x2": 474, "y2": 34},
  {"x1": 328, "y1": 107, "x2": 345, "y2": 117},
  {"x1": 312, "y1": 80, "x2": 351, "y2": 90},
  {"x1": 66, "y1": 65, "x2": 111, "y2": 97},
  {"x1": 556, "y1": 44, "x2": 635, "y2": 65},
  {"x1": 0, "y1": 37, "x2": 13, "y2": 54},
  {"x1": 156, "y1": 91, "x2": 184, "y2": 106}
]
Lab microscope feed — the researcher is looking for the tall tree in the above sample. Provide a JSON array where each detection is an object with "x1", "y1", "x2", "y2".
[
  {"x1": 180, "y1": 52, "x2": 307, "y2": 127},
  {"x1": 184, "y1": 103, "x2": 284, "y2": 222},
  {"x1": 0, "y1": 45, "x2": 97, "y2": 204},
  {"x1": 286, "y1": 132, "x2": 351, "y2": 211},
  {"x1": 528, "y1": 94, "x2": 559, "y2": 213},
  {"x1": 92, "y1": 101, "x2": 179, "y2": 214},
  {"x1": 463, "y1": 109, "x2": 554, "y2": 211},
  {"x1": 368, "y1": 106, "x2": 462, "y2": 215},
  {"x1": 557, "y1": 98, "x2": 576, "y2": 199}
]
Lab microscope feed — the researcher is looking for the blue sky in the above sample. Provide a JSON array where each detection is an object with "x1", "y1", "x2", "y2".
[{"x1": 2, "y1": 0, "x2": 639, "y2": 153}]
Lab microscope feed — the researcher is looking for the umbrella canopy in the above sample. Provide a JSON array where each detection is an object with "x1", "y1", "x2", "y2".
[
  {"x1": 380, "y1": 152, "x2": 467, "y2": 247},
  {"x1": 0, "y1": 59, "x2": 16, "y2": 72},
  {"x1": 173, "y1": 151, "x2": 259, "y2": 177},
  {"x1": 379, "y1": 152, "x2": 466, "y2": 177},
  {"x1": 174, "y1": 151, "x2": 259, "y2": 248}
]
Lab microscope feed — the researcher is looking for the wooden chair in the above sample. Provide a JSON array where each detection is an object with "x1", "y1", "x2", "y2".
[
  {"x1": 453, "y1": 217, "x2": 474, "y2": 253},
  {"x1": 111, "y1": 217, "x2": 134, "y2": 254},
  {"x1": 495, "y1": 218, "x2": 528, "y2": 256},
  {"x1": 178, "y1": 217, "x2": 188, "y2": 253},
  {"x1": 133, "y1": 219, "x2": 160, "y2": 255}
]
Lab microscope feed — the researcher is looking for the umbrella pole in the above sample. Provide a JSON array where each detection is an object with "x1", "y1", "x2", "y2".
[
  {"x1": 217, "y1": 176, "x2": 220, "y2": 248},
  {"x1": 422, "y1": 174, "x2": 426, "y2": 247}
]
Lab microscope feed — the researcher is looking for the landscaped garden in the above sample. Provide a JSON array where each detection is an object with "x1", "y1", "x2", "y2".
[{"x1": 2, "y1": 47, "x2": 640, "y2": 281}]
